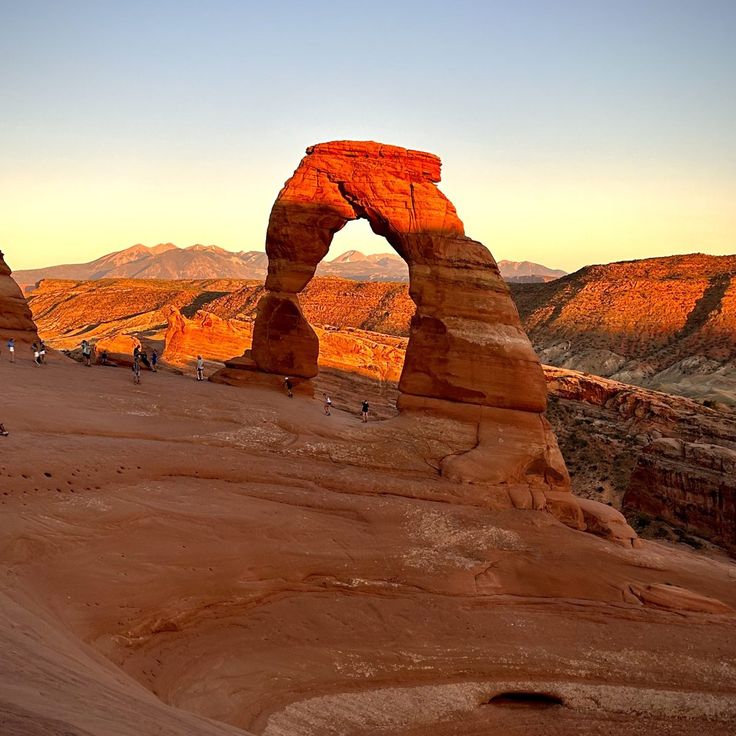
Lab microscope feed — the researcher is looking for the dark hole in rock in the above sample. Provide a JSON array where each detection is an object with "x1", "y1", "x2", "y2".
[{"x1": 486, "y1": 691, "x2": 564, "y2": 708}]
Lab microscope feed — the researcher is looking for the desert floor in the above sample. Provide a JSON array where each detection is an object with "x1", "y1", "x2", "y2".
[{"x1": 2, "y1": 353, "x2": 736, "y2": 735}]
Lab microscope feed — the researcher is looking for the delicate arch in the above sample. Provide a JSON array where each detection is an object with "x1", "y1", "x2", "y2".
[{"x1": 251, "y1": 140, "x2": 547, "y2": 413}]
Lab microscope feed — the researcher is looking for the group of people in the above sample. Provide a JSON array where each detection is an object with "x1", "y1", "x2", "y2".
[
  {"x1": 284, "y1": 377, "x2": 371, "y2": 422},
  {"x1": 131, "y1": 344, "x2": 159, "y2": 383},
  {"x1": 76, "y1": 339, "x2": 205, "y2": 384},
  {"x1": 3, "y1": 338, "x2": 47, "y2": 365}
]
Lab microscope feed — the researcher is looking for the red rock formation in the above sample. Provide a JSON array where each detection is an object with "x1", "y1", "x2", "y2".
[
  {"x1": 215, "y1": 141, "x2": 631, "y2": 544},
  {"x1": 94, "y1": 334, "x2": 142, "y2": 366},
  {"x1": 0, "y1": 251, "x2": 39, "y2": 346},
  {"x1": 164, "y1": 307, "x2": 252, "y2": 366},
  {"x1": 511, "y1": 254, "x2": 736, "y2": 403},
  {"x1": 251, "y1": 141, "x2": 545, "y2": 411},
  {"x1": 168, "y1": 306, "x2": 407, "y2": 382}
]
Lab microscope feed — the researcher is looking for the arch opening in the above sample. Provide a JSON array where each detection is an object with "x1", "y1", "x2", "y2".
[{"x1": 294, "y1": 217, "x2": 415, "y2": 408}]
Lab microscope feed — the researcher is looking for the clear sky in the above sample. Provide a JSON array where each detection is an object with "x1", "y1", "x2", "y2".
[{"x1": 1, "y1": 0, "x2": 734, "y2": 273}]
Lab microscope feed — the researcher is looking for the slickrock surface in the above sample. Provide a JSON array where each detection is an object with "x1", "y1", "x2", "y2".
[
  {"x1": 2, "y1": 354, "x2": 736, "y2": 736},
  {"x1": 0, "y1": 251, "x2": 39, "y2": 346},
  {"x1": 512, "y1": 254, "x2": 736, "y2": 403}
]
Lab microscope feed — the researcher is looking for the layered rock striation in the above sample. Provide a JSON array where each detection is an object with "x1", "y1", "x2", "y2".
[{"x1": 624, "y1": 439, "x2": 736, "y2": 553}]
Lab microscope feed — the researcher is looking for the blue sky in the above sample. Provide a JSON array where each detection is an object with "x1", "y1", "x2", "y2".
[{"x1": 1, "y1": 0, "x2": 734, "y2": 272}]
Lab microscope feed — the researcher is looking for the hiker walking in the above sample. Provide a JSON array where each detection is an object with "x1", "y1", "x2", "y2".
[
  {"x1": 7, "y1": 338, "x2": 15, "y2": 362},
  {"x1": 361, "y1": 399, "x2": 369, "y2": 422},
  {"x1": 132, "y1": 355, "x2": 141, "y2": 384},
  {"x1": 284, "y1": 377, "x2": 293, "y2": 398},
  {"x1": 196, "y1": 355, "x2": 205, "y2": 381},
  {"x1": 39, "y1": 340, "x2": 47, "y2": 364},
  {"x1": 323, "y1": 393, "x2": 332, "y2": 416},
  {"x1": 32, "y1": 342, "x2": 41, "y2": 366},
  {"x1": 151, "y1": 349, "x2": 158, "y2": 372}
]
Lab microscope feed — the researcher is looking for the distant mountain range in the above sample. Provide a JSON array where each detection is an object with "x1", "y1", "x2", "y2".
[{"x1": 14, "y1": 244, "x2": 566, "y2": 290}]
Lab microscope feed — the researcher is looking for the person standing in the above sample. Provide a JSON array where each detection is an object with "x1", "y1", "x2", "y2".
[
  {"x1": 81, "y1": 340, "x2": 92, "y2": 367},
  {"x1": 284, "y1": 377, "x2": 293, "y2": 397},
  {"x1": 361, "y1": 399, "x2": 369, "y2": 422},
  {"x1": 32, "y1": 342, "x2": 41, "y2": 366},
  {"x1": 151, "y1": 349, "x2": 158, "y2": 372},
  {"x1": 39, "y1": 340, "x2": 47, "y2": 364},
  {"x1": 323, "y1": 393, "x2": 332, "y2": 416},
  {"x1": 196, "y1": 355, "x2": 204, "y2": 381},
  {"x1": 132, "y1": 355, "x2": 141, "y2": 384},
  {"x1": 7, "y1": 338, "x2": 15, "y2": 362}
]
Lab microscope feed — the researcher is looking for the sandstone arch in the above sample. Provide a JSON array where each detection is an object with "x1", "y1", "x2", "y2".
[
  {"x1": 217, "y1": 141, "x2": 637, "y2": 543},
  {"x1": 240, "y1": 143, "x2": 566, "y2": 482},
  {"x1": 251, "y1": 141, "x2": 547, "y2": 413}
]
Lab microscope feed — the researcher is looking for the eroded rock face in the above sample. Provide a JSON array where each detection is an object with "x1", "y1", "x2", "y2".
[
  {"x1": 624, "y1": 438, "x2": 736, "y2": 553},
  {"x1": 0, "y1": 251, "x2": 39, "y2": 345},
  {"x1": 164, "y1": 307, "x2": 252, "y2": 366}
]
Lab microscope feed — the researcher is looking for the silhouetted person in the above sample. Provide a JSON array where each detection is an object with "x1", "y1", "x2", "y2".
[
  {"x1": 284, "y1": 377, "x2": 293, "y2": 397},
  {"x1": 361, "y1": 399, "x2": 369, "y2": 422},
  {"x1": 32, "y1": 342, "x2": 41, "y2": 366},
  {"x1": 132, "y1": 355, "x2": 141, "y2": 384},
  {"x1": 39, "y1": 340, "x2": 47, "y2": 364},
  {"x1": 323, "y1": 393, "x2": 332, "y2": 415},
  {"x1": 99, "y1": 350, "x2": 110, "y2": 365},
  {"x1": 196, "y1": 355, "x2": 204, "y2": 381},
  {"x1": 7, "y1": 338, "x2": 15, "y2": 362},
  {"x1": 151, "y1": 349, "x2": 158, "y2": 372},
  {"x1": 139, "y1": 349, "x2": 151, "y2": 370}
]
